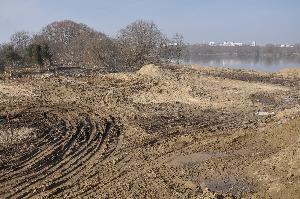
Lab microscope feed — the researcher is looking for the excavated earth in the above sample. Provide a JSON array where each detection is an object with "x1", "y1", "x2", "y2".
[{"x1": 0, "y1": 64, "x2": 299, "y2": 199}]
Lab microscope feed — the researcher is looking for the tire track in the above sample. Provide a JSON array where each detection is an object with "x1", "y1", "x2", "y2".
[{"x1": 0, "y1": 105, "x2": 122, "y2": 198}]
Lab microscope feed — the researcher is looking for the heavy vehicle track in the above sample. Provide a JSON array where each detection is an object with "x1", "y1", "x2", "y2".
[{"x1": 0, "y1": 105, "x2": 122, "y2": 198}]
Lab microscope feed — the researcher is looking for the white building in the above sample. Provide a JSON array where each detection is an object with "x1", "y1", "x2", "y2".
[
  {"x1": 209, "y1": 41, "x2": 216, "y2": 46},
  {"x1": 250, "y1": 41, "x2": 256, "y2": 47},
  {"x1": 280, "y1": 44, "x2": 294, "y2": 48},
  {"x1": 221, "y1": 41, "x2": 244, "y2": 47},
  {"x1": 206, "y1": 41, "x2": 256, "y2": 47},
  {"x1": 233, "y1": 42, "x2": 244, "y2": 46}
]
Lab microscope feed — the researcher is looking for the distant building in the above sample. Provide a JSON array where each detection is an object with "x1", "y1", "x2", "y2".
[
  {"x1": 207, "y1": 41, "x2": 257, "y2": 47},
  {"x1": 233, "y1": 42, "x2": 244, "y2": 46},
  {"x1": 221, "y1": 41, "x2": 244, "y2": 47},
  {"x1": 222, "y1": 41, "x2": 232, "y2": 46},
  {"x1": 163, "y1": 42, "x2": 178, "y2": 47},
  {"x1": 209, "y1": 42, "x2": 216, "y2": 46},
  {"x1": 280, "y1": 44, "x2": 294, "y2": 48}
]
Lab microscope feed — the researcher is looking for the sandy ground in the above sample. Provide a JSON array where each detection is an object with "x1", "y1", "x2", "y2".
[{"x1": 0, "y1": 64, "x2": 299, "y2": 198}]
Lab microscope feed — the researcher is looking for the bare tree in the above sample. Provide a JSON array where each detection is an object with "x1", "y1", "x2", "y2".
[
  {"x1": 37, "y1": 20, "x2": 108, "y2": 66},
  {"x1": 117, "y1": 20, "x2": 166, "y2": 68},
  {"x1": 86, "y1": 37, "x2": 119, "y2": 69},
  {"x1": 10, "y1": 31, "x2": 32, "y2": 51},
  {"x1": 9, "y1": 31, "x2": 32, "y2": 66},
  {"x1": 171, "y1": 33, "x2": 185, "y2": 64}
]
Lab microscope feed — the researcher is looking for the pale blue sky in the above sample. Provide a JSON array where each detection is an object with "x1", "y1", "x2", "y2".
[{"x1": 0, "y1": 0, "x2": 299, "y2": 44}]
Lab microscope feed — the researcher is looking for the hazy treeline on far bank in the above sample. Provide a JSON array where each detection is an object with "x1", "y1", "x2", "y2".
[{"x1": 185, "y1": 43, "x2": 300, "y2": 62}]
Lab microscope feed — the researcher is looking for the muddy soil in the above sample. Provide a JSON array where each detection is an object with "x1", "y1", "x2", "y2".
[{"x1": 0, "y1": 64, "x2": 299, "y2": 198}]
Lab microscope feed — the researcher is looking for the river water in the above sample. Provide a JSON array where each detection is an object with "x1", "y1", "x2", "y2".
[{"x1": 185, "y1": 55, "x2": 300, "y2": 72}]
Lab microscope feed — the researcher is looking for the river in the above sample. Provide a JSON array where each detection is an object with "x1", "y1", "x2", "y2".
[{"x1": 185, "y1": 55, "x2": 300, "y2": 72}]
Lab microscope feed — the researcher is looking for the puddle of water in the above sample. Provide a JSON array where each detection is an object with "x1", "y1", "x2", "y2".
[
  {"x1": 204, "y1": 176, "x2": 254, "y2": 197},
  {"x1": 168, "y1": 151, "x2": 255, "y2": 196}
]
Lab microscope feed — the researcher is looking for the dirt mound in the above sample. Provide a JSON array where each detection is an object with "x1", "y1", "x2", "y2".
[
  {"x1": 0, "y1": 105, "x2": 122, "y2": 198},
  {"x1": 136, "y1": 64, "x2": 164, "y2": 77}
]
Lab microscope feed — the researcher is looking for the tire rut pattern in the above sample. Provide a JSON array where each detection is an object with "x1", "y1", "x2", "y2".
[{"x1": 0, "y1": 106, "x2": 122, "y2": 199}]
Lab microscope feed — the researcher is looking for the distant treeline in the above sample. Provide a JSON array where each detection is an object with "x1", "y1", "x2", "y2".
[
  {"x1": 0, "y1": 20, "x2": 185, "y2": 71},
  {"x1": 185, "y1": 44, "x2": 300, "y2": 60}
]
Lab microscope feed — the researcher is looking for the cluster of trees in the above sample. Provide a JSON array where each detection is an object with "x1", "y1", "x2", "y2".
[
  {"x1": 0, "y1": 32, "x2": 52, "y2": 70},
  {"x1": 0, "y1": 20, "x2": 185, "y2": 72}
]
